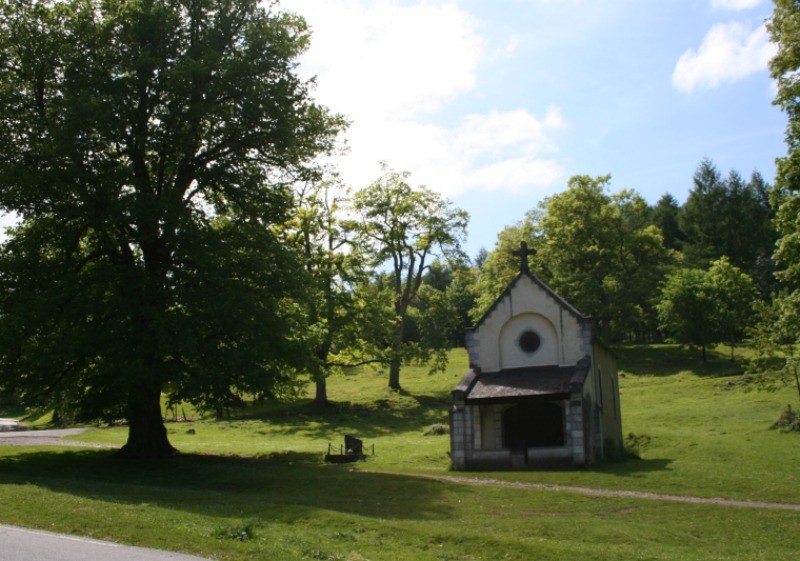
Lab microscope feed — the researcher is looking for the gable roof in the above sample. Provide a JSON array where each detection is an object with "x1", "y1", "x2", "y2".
[{"x1": 469, "y1": 271, "x2": 589, "y2": 334}]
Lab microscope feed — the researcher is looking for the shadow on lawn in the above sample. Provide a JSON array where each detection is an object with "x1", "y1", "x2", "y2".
[
  {"x1": 225, "y1": 393, "x2": 452, "y2": 441},
  {"x1": 586, "y1": 457, "x2": 674, "y2": 478},
  {"x1": 619, "y1": 345, "x2": 747, "y2": 378},
  {"x1": 0, "y1": 449, "x2": 454, "y2": 521}
]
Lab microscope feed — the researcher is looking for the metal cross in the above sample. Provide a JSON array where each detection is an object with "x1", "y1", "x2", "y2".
[{"x1": 511, "y1": 241, "x2": 536, "y2": 275}]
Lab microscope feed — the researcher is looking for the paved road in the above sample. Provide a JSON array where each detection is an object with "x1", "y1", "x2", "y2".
[{"x1": 0, "y1": 524, "x2": 211, "y2": 561}]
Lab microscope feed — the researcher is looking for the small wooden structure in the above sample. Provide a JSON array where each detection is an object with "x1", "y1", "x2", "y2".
[{"x1": 325, "y1": 434, "x2": 369, "y2": 463}]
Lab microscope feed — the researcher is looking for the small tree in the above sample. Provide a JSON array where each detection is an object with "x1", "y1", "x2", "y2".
[
  {"x1": 749, "y1": 294, "x2": 800, "y2": 406},
  {"x1": 657, "y1": 261, "x2": 757, "y2": 362},
  {"x1": 707, "y1": 257, "x2": 758, "y2": 359},
  {"x1": 657, "y1": 268, "x2": 718, "y2": 362},
  {"x1": 351, "y1": 164, "x2": 468, "y2": 390},
  {"x1": 290, "y1": 174, "x2": 391, "y2": 406}
]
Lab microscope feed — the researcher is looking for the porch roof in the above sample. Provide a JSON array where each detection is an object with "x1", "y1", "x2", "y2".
[{"x1": 461, "y1": 359, "x2": 590, "y2": 403}]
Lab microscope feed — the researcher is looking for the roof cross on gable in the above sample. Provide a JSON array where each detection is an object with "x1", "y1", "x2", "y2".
[{"x1": 511, "y1": 241, "x2": 536, "y2": 275}]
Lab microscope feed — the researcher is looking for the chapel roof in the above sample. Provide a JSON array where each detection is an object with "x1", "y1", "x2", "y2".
[{"x1": 453, "y1": 357, "x2": 591, "y2": 403}]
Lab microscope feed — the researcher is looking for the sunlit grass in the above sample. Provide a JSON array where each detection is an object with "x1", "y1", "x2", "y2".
[{"x1": 2, "y1": 345, "x2": 799, "y2": 560}]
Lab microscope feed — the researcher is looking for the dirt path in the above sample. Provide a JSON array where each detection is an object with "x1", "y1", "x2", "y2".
[{"x1": 376, "y1": 471, "x2": 800, "y2": 512}]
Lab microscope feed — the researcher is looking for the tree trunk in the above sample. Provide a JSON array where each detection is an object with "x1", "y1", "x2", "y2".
[
  {"x1": 388, "y1": 321, "x2": 403, "y2": 390},
  {"x1": 701, "y1": 344, "x2": 707, "y2": 363},
  {"x1": 117, "y1": 384, "x2": 176, "y2": 459},
  {"x1": 793, "y1": 364, "x2": 800, "y2": 405},
  {"x1": 314, "y1": 378, "x2": 329, "y2": 407},
  {"x1": 388, "y1": 356, "x2": 401, "y2": 390}
]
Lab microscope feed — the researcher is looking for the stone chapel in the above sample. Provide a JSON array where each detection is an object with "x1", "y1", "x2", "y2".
[{"x1": 449, "y1": 243, "x2": 623, "y2": 469}]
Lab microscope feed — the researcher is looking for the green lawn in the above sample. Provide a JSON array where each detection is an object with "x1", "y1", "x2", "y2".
[{"x1": 0, "y1": 345, "x2": 798, "y2": 560}]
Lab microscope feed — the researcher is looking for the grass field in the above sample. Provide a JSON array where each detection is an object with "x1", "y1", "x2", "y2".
[{"x1": 0, "y1": 345, "x2": 798, "y2": 560}]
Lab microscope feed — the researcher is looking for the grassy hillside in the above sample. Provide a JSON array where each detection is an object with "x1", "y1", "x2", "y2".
[{"x1": 0, "y1": 345, "x2": 798, "y2": 560}]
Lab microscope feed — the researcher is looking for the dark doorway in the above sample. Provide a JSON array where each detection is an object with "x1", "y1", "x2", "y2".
[{"x1": 502, "y1": 400, "x2": 565, "y2": 450}]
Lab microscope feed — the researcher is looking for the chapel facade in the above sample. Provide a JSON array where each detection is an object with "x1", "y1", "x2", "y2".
[{"x1": 449, "y1": 244, "x2": 623, "y2": 469}]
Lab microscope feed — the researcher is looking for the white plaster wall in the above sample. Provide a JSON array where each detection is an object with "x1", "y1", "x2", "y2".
[
  {"x1": 473, "y1": 276, "x2": 586, "y2": 372},
  {"x1": 499, "y1": 313, "x2": 558, "y2": 369}
]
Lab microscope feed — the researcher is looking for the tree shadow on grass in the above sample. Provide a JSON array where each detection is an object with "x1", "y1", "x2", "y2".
[
  {"x1": 222, "y1": 394, "x2": 452, "y2": 442},
  {"x1": 580, "y1": 457, "x2": 674, "y2": 478},
  {"x1": 619, "y1": 345, "x2": 747, "y2": 378},
  {"x1": 0, "y1": 449, "x2": 453, "y2": 522}
]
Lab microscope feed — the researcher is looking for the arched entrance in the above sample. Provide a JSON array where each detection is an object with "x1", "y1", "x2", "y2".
[{"x1": 502, "y1": 400, "x2": 565, "y2": 451}]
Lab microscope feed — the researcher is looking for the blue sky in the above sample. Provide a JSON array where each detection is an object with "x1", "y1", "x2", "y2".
[{"x1": 281, "y1": 0, "x2": 786, "y2": 259}]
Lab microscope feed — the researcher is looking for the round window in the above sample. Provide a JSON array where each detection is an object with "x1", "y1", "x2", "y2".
[{"x1": 518, "y1": 330, "x2": 541, "y2": 353}]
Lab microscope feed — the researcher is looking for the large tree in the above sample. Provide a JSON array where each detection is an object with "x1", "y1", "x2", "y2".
[
  {"x1": 531, "y1": 175, "x2": 668, "y2": 341},
  {"x1": 0, "y1": 0, "x2": 343, "y2": 457},
  {"x1": 351, "y1": 164, "x2": 468, "y2": 390},
  {"x1": 746, "y1": 0, "x2": 800, "y2": 407}
]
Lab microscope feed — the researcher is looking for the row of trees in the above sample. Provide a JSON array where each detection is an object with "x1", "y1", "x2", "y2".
[{"x1": 457, "y1": 161, "x2": 774, "y2": 352}]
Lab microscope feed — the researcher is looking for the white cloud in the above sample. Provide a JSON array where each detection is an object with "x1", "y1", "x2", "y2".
[
  {"x1": 337, "y1": 107, "x2": 566, "y2": 197},
  {"x1": 672, "y1": 21, "x2": 777, "y2": 93},
  {"x1": 283, "y1": 0, "x2": 483, "y2": 118},
  {"x1": 455, "y1": 108, "x2": 562, "y2": 159},
  {"x1": 711, "y1": 0, "x2": 764, "y2": 11},
  {"x1": 280, "y1": 0, "x2": 566, "y2": 197}
]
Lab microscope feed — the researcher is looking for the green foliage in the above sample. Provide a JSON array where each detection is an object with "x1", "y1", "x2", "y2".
[
  {"x1": 657, "y1": 260, "x2": 756, "y2": 361},
  {"x1": 747, "y1": 0, "x2": 800, "y2": 410},
  {"x1": 748, "y1": 293, "x2": 800, "y2": 405},
  {"x1": 679, "y1": 160, "x2": 776, "y2": 293},
  {"x1": 650, "y1": 193, "x2": 685, "y2": 251},
  {"x1": 0, "y1": 0, "x2": 343, "y2": 457},
  {"x1": 351, "y1": 164, "x2": 469, "y2": 389},
  {"x1": 287, "y1": 173, "x2": 392, "y2": 405},
  {"x1": 657, "y1": 268, "x2": 719, "y2": 360},
  {"x1": 530, "y1": 176, "x2": 669, "y2": 340},
  {"x1": 707, "y1": 257, "x2": 758, "y2": 356},
  {"x1": 470, "y1": 222, "x2": 536, "y2": 322}
]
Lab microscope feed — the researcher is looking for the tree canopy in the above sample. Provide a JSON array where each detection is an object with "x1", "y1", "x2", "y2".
[
  {"x1": 351, "y1": 164, "x2": 468, "y2": 390},
  {"x1": 746, "y1": 0, "x2": 800, "y2": 406},
  {"x1": 473, "y1": 175, "x2": 668, "y2": 342},
  {"x1": 0, "y1": 0, "x2": 343, "y2": 457}
]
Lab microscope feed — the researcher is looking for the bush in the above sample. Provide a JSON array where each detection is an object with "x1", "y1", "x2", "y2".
[
  {"x1": 770, "y1": 405, "x2": 800, "y2": 433},
  {"x1": 214, "y1": 524, "x2": 255, "y2": 542},
  {"x1": 423, "y1": 423, "x2": 450, "y2": 436},
  {"x1": 623, "y1": 432, "x2": 652, "y2": 458}
]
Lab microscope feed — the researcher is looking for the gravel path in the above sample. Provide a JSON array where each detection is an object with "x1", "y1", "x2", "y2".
[
  {"x1": 378, "y1": 471, "x2": 800, "y2": 512},
  {"x1": 0, "y1": 428, "x2": 117, "y2": 448}
]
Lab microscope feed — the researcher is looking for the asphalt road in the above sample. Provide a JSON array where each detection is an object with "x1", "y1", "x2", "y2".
[{"x1": 0, "y1": 524, "x2": 211, "y2": 561}]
